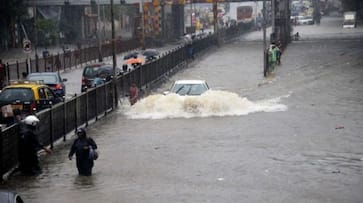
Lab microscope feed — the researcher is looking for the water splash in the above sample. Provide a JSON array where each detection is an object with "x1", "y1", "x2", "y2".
[{"x1": 122, "y1": 90, "x2": 288, "y2": 119}]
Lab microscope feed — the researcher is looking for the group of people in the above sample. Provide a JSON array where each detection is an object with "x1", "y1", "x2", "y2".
[
  {"x1": 15, "y1": 114, "x2": 98, "y2": 176},
  {"x1": 267, "y1": 42, "x2": 282, "y2": 73},
  {"x1": 15, "y1": 81, "x2": 140, "y2": 177}
]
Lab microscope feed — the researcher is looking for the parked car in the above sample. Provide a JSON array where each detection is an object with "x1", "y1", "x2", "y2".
[
  {"x1": 296, "y1": 15, "x2": 314, "y2": 25},
  {"x1": 81, "y1": 63, "x2": 122, "y2": 92},
  {"x1": 164, "y1": 80, "x2": 210, "y2": 96},
  {"x1": 26, "y1": 72, "x2": 67, "y2": 97},
  {"x1": 0, "y1": 80, "x2": 63, "y2": 123},
  {"x1": 0, "y1": 190, "x2": 24, "y2": 203}
]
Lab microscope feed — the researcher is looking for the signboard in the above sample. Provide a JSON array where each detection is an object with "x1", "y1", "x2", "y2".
[{"x1": 23, "y1": 39, "x2": 32, "y2": 53}]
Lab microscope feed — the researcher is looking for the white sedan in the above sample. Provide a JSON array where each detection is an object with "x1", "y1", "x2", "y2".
[
  {"x1": 296, "y1": 16, "x2": 314, "y2": 25},
  {"x1": 164, "y1": 80, "x2": 210, "y2": 96}
]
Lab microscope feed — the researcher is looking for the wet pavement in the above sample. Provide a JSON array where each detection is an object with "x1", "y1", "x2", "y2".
[{"x1": 1, "y1": 17, "x2": 363, "y2": 202}]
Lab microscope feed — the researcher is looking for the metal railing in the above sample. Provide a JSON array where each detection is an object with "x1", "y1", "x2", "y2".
[
  {"x1": 0, "y1": 33, "x2": 218, "y2": 177},
  {"x1": 0, "y1": 21, "x2": 259, "y2": 177},
  {"x1": 3, "y1": 39, "x2": 140, "y2": 83}
]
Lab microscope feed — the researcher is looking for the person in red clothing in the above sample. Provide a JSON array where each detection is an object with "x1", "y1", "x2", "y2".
[{"x1": 129, "y1": 82, "x2": 139, "y2": 106}]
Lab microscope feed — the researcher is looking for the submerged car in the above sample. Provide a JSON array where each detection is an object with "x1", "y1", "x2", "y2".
[
  {"x1": 26, "y1": 72, "x2": 67, "y2": 97},
  {"x1": 164, "y1": 80, "x2": 210, "y2": 96}
]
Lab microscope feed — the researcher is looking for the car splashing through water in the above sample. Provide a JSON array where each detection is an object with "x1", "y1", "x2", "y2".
[{"x1": 121, "y1": 90, "x2": 288, "y2": 119}]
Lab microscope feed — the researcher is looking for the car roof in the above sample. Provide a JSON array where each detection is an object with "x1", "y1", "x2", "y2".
[
  {"x1": 3, "y1": 81, "x2": 47, "y2": 90},
  {"x1": 85, "y1": 63, "x2": 111, "y2": 68},
  {"x1": 173, "y1": 80, "x2": 207, "y2": 85}
]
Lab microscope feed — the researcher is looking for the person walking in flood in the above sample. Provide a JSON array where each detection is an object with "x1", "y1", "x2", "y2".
[
  {"x1": 268, "y1": 43, "x2": 277, "y2": 72},
  {"x1": 68, "y1": 128, "x2": 98, "y2": 176},
  {"x1": 129, "y1": 82, "x2": 139, "y2": 106},
  {"x1": 18, "y1": 115, "x2": 52, "y2": 175}
]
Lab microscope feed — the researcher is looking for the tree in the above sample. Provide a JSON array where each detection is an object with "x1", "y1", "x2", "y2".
[
  {"x1": 36, "y1": 19, "x2": 58, "y2": 46},
  {"x1": 0, "y1": 0, "x2": 28, "y2": 48}
]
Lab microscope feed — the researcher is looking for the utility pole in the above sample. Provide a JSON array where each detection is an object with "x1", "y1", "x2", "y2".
[
  {"x1": 111, "y1": 0, "x2": 118, "y2": 108},
  {"x1": 140, "y1": 0, "x2": 145, "y2": 50},
  {"x1": 33, "y1": 1, "x2": 39, "y2": 72},
  {"x1": 263, "y1": 0, "x2": 267, "y2": 77},
  {"x1": 97, "y1": 0, "x2": 102, "y2": 62},
  {"x1": 161, "y1": 0, "x2": 165, "y2": 39},
  {"x1": 213, "y1": 0, "x2": 218, "y2": 33},
  {"x1": 271, "y1": 0, "x2": 276, "y2": 43},
  {"x1": 190, "y1": 0, "x2": 193, "y2": 33}
]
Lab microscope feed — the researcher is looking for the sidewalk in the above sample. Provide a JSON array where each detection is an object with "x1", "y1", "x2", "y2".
[
  {"x1": 0, "y1": 29, "x2": 134, "y2": 64},
  {"x1": 0, "y1": 45, "x2": 78, "y2": 64}
]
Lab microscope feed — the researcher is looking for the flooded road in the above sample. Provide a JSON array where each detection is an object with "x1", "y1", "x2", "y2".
[{"x1": 2, "y1": 17, "x2": 363, "y2": 202}]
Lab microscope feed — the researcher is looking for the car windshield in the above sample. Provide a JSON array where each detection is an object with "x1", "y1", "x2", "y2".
[
  {"x1": 27, "y1": 75, "x2": 58, "y2": 83},
  {"x1": 171, "y1": 83, "x2": 208, "y2": 95},
  {"x1": 0, "y1": 88, "x2": 34, "y2": 102}
]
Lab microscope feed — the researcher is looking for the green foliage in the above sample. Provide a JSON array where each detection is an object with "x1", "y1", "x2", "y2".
[{"x1": 36, "y1": 19, "x2": 58, "y2": 46}]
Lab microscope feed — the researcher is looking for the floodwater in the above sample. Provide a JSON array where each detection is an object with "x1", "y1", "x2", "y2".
[
  {"x1": 122, "y1": 91, "x2": 288, "y2": 119},
  {"x1": 1, "y1": 17, "x2": 363, "y2": 203}
]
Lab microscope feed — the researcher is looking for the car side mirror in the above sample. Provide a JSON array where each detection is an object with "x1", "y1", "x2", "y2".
[{"x1": 62, "y1": 78, "x2": 68, "y2": 82}]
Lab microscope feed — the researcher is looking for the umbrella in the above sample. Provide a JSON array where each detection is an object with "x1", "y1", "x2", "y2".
[
  {"x1": 142, "y1": 49, "x2": 160, "y2": 57},
  {"x1": 123, "y1": 51, "x2": 139, "y2": 60},
  {"x1": 124, "y1": 58, "x2": 144, "y2": 65}
]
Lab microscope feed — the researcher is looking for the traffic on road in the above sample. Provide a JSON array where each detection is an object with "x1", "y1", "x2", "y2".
[{"x1": 1, "y1": 14, "x2": 363, "y2": 203}]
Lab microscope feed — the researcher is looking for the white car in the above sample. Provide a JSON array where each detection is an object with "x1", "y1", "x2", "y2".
[
  {"x1": 296, "y1": 16, "x2": 314, "y2": 25},
  {"x1": 164, "y1": 80, "x2": 210, "y2": 96}
]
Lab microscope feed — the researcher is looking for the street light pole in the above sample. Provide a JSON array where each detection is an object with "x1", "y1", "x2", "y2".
[
  {"x1": 33, "y1": 1, "x2": 39, "y2": 73},
  {"x1": 97, "y1": 0, "x2": 102, "y2": 62},
  {"x1": 263, "y1": 0, "x2": 267, "y2": 77},
  {"x1": 111, "y1": 0, "x2": 118, "y2": 108},
  {"x1": 190, "y1": 0, "x2": 193, "y2": 33},
  {"x1": 161, "y1": 0, "x2": 165, "y2": 39},
  {"x1": 213, "y1": 0, "x2": 218, "y2": 34},
  {"x1": 140, "y1": 0, "x2": 145, "y2": 50}
]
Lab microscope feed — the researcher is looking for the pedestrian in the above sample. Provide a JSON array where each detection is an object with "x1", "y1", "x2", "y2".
[
  {"x1": 22, "y1": 72, "x2": 28, "y2": 80},
  {"x1": 54, "y1": 55, "x2": 61, "y2": 70},
  {"x1": 42, "y1": 47, "x2": 49, "y2": 58},
  {"x1": 129, "y1": 82, "x2": 139, "y2": 106},
  {"x1": 187, "y1": 43, "x2": 194, "y2": 60},
  {"x1": 68, "y1": 128, "x2": 98, "y2": 176},
  {"x1": 18, "y1": 115, "x2": 52, "y2": 175},
  {"x1": 268, "y1": 44, "x2": 277, "y2": 72},
  {"x1": 274, "y1": 43, "x2": 281, "y2": 65},
  {"x1": 294, "y1": 32, "x2": 300, "y2": 41}
]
